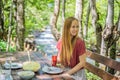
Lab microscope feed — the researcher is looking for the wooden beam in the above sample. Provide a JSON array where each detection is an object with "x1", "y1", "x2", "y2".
[
  {"x1": 85, "y1": 62, "x2": 118, "y2": 80},
  {"x1": 88, "y1": 51, "x2": 120, "y2": 71}
]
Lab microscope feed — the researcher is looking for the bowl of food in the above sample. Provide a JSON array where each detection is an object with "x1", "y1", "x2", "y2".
[
  {"x1": 17, "y1": 71, "x2": 35, "y2": 80},
  {"x1": 23, "y1": 61, "x2": 40, "y2": 72}
]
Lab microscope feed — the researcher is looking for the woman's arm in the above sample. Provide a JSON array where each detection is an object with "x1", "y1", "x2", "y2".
[{"x1": 65, "y1": 53, "x2": 86, "y2": 75}]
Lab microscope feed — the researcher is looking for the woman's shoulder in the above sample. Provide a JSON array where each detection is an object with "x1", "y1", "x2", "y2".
[
  {"x1": 57, "y1": 38, "x2": 62, "y2": 43},
  {"x1": 56, "y1": 38, "x2": 62, "y2": 51},
  {"x1": 76, "y1": 37, "x2": 84, "y2": 43}
]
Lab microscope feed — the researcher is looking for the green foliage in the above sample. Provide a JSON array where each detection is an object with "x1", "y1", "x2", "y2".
[
  {"x1": 114, "y1": 0, "x2": 120, "y2": 23},
  {"x1": 0, "y1": 40, "x2": 16, "y2": 52},
  {"x1": 2, "y1": 0, "x2": 120, "y2": 79},
  {"x1": 57, "y1": 0, "x2": 76, "y2": 29},
  {"x1": 8, "y1": 46, "x2": 16, "y2": 53},
  {"x1": 85, "y1": 26, "x2": 96, "y2": 48},
  {"x1": 0, "y1": 40, "x2": 7, "y2": 51},
  {"x1": 96, "y1": 0, "x2": 107, "y2": 26},
  {"x1": 25, "y1": 0, "x2": 54, "y2": 36},
  {"x1": 86, "y1": 70, "x2": 102, "y2": 80},
  {"x1": 3, "y1": 0, "x2": 11, "y2": 30},
  {"x1": 65, "y1": 0, "x2": 76, "y2": 17}
]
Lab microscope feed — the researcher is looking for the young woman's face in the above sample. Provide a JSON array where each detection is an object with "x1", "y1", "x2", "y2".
[{"x1": 70, "y1": 20, "x2": 79, "y2": 37}]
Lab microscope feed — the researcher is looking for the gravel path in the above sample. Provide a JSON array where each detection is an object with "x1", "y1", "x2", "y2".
[{"x1": 33, "y1": 26, "x2": 58, "y2": 60}]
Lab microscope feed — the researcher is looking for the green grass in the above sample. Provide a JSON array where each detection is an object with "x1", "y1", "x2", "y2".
[{"x1": 86, "y1": 70, "x2": 102, "y2": 80}]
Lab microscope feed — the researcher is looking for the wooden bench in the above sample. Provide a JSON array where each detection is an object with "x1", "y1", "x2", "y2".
[{"x1": 85, "y1": 50, "x2": 120, "y2": 80}]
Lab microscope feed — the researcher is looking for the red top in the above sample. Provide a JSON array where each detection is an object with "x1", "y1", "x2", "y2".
[{"x1": 56, "y1": 38, "x2": 86, "y2": 68}]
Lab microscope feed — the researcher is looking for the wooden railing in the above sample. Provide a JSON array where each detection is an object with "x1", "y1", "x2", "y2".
[{"x1": 85, "y1": 50, "x2": 120, "y2": 80}]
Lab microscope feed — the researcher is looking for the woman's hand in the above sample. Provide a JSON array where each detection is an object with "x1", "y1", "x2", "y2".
[
  {"x1": 60, "y1": 73, "x2": 73, "y2": 80},
  {"x1": 86, "y1": 50, "x2": 92, "y2": 57},
  {"x1": 56, "y1": 63, "x2": 65, "y2": 69}
]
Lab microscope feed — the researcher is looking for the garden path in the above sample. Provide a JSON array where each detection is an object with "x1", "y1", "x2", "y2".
[{"x1": 33, "y1": 26, "x2": 58, "y2": 60}]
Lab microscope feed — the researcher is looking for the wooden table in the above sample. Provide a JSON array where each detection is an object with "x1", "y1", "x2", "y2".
[{"x1": 0, "y1": 51, "x2": 74, "y2": 80}]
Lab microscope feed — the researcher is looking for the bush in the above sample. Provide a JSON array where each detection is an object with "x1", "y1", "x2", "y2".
[
  {"x1": 86, "y1": 70, "x2": 102, "y2": 80},
  {"x1": 0, "y1": 40, "x2": 16, "y2": 52}
]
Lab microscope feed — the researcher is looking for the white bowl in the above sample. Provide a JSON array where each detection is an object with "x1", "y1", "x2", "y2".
[{"x1": 17, "y1": 71, "x2": 35, "y2": 80}]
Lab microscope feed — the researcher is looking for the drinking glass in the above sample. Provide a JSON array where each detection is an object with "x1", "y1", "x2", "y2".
[{"x1": 52, "y1": 55, "x2": 57, "y2": 66}]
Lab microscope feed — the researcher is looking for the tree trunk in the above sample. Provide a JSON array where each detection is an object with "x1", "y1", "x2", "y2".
[
  {"x1": 90, "y1": 0, "x2": 102, "y2": 54},
  {"x1": 62, "y1": 0, "x2": 65, "y2": 23},
  {"x1": 114, "y1": 7, "x2": 120, "y2": 39},
  {"x1": 61, "y1": 0, "x2": 66, "y2": 35},
  {"x1": 0, "y1": 0, "x2": 4, "y2": 40},
  {"x1": 13, "y1": 0, "x2": 17, "y2": 28},
  {"x1": 101, "y1": 0, "x2": 114, "y2": 56},
  {"x1": 83, "y1": 3, "x2": 90, "y2": 39},
  {"x1": 100, "y1": 0, "x2": 116, "y2": 74},
  {"x1": 108, "y1": 7, "x2": 120, "y2": 74},
  {"x1": 75, "y1": 0, "x2": 84, "y2": 38},
  {"x1": 117, "y1": 10, "x2": 120, "y2": 33},
  {"x1": 107, "y1": 42, "x2": 116, "y2": 74},
  {"x1": 13, "y1": 0, "x2": 17, "y2": 49},
  {"x1": 16, "y1": 0, "x2": 25, "y2": 51},
  {"x1": 89, "y1": 0, "x2": 102, "y2": 67},
  {"x1": 6, "y1": 0, "x2": 13, "y2": 52},
  {"x1": 50, "y1": 0, "x2": 60, "y2": 41}
]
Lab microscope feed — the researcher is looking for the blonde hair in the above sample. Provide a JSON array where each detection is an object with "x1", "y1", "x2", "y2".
[{"x1": 60, "y1": 17, "x2": 79, "y2": 66}]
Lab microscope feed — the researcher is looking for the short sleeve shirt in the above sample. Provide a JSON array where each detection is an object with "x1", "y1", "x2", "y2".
[{"x1": 56, "y1": 38, "x2": 86, "y2": 68}]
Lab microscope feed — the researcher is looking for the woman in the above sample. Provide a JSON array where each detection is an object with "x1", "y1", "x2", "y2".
[{"x1": 56, "y1": 17, "x2": 87, "y2": 80}]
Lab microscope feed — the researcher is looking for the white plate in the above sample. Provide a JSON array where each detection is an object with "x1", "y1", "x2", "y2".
[
  {"x1": 3, "y1": 62, "x2": 22, "y2": 69},
  {"x1": 42, "y1": 66, "x2": 63, "y2": 74}
]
